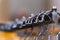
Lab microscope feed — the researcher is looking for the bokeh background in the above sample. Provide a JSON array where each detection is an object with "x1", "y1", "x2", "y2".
[{"x1": 0, "y1": 0, "x2": 60, "y2": 40}]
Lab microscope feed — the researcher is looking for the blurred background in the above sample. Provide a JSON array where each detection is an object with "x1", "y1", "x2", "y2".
[
  {"x1": 0, "y1": 0, "x2": 50, "y2": 22},
  {"x1": 0, "y1": 0, "x2": 60, "y2": 40},
  {"x1": 0, "y1": 0, "x2": 60, "y2": 22}
]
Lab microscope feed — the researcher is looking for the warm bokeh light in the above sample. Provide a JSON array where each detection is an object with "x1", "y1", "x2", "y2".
[{"x1": 49, "y1": 26, "x2": 59, "y2": 35}]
